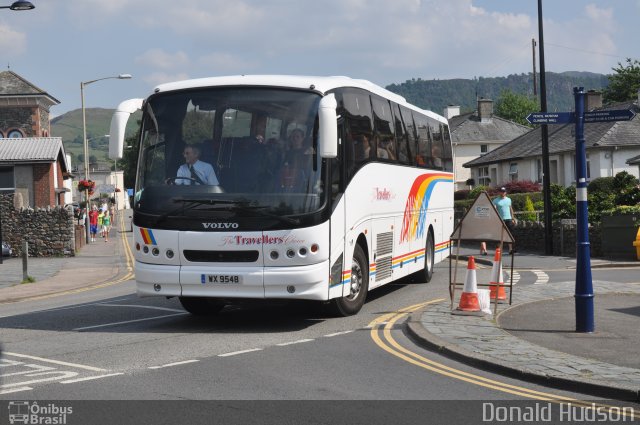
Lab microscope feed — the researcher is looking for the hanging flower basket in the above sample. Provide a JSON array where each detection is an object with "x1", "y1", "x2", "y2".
[{"x1": 78, "y1": 179, "x2": 96, "y2": 192}]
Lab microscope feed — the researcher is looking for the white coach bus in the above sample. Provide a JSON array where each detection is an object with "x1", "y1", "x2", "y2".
[{"x1": 110, "y1": 75, "x2": 453, "y2": 316}]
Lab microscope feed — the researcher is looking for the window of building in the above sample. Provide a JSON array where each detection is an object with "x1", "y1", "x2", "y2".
[
  {"x1": 0, "y1": 166, "x2": 15, "y2": 191},
  {"x1": 480, "y1": 144, "x2": 488, "y2": 153},
  {"x1": 536, "y1": 159, "x2": 542, "y2": 183},
  {"x1": 509, "y1": 162, "x2": 518, "y2": 181},
  {"x1": 7, "y1": 129, "x2": 23, "y2": 138},
  {"x1": 478, "y1": 166, "x2": 490, "y2": 186}
]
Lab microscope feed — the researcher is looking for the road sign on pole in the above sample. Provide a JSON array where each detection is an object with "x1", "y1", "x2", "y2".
[
  {"x1": 524, "y1": 97, "x2": 637, "y2": 333},
  {"x1": 584, "y1": 109, "x2": 635, "y2": 123},
  {"x1": 525, "y1": 112, "x2": 574, "y2": 125}
]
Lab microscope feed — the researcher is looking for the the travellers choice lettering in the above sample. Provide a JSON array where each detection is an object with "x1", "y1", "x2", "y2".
[{"x1": 222, "y1": 235, "x2": 305, "y2": 246}]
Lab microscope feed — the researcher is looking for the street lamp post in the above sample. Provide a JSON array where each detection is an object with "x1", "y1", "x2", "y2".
[
  {"x1": 81, "y1": 74, "x2": 132, "y2": 244},
  {"x1": 0, "y1": 0, "x2": 34, "y2": 264}
]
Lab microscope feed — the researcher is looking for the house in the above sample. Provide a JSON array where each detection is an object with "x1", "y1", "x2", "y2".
[
  {"x1": 446, "y1": 99, "x2": 530, "y2": 190},
  {"x1": 0, "y1": 71, "x2": 72, "y2": 207},
  {"x1": 464, "y1": 92, "x2": 640, "y2": 187},
  {"x1": 0, "y1": 137, "x2": 71, "y2": 207}
]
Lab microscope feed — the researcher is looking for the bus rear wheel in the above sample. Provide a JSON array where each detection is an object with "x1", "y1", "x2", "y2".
[
  {"x1": 421, "y1": 230, "x2": 435, "y2": 283},
  {"x1": 179, "y1": 297, "x2": 225, "y2": 316},
  {"x1": 329, "y1": 245, "x2": 368, "y2": 316}
]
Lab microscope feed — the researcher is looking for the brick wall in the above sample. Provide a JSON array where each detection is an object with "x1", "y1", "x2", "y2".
[{"x1": 32, "y1": 163, "x2": 54, "y2": 207}]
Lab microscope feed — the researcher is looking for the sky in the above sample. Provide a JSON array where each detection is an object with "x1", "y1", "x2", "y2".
[{"x1": 1, "y1": 0, "x2": 638, "y2": 116}]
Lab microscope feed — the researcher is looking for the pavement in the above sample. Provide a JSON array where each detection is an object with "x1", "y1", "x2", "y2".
[
  {"x1": 407, "y1": 247, "x2": 640, "y2": 402},
  {"x1": 1, "y1": 218, "x2": 639, "y2": 401},
  {"x1": 0, "y1": 211, "x2": 133, "y2": 304}
]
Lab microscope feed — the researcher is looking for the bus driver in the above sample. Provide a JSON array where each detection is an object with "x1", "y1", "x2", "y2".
[{"x1": 172, "y1": 145, "x2": 219, "y2": 185}]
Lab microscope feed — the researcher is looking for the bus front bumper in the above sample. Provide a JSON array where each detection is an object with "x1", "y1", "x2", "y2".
[{"x1": 135, "y1": 260, "x2": 330, "y2": 301}]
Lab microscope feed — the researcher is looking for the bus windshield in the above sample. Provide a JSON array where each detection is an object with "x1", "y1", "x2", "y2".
[{"x1": 134, "y1": 87, "x2": 325, "y2": 224}]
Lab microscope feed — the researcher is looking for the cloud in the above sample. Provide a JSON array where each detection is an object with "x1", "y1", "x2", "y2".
[
  {"x1": 197, "y1": 53, "x2": 259, "y2": 74},
  {"x1": 135, "y1": 49, "x2": 190, "y2": 70},
  {"x1": 143, "y1": 72, "x2": 191, "y2": 87},
  {"x1": 0, "y1": 24, "x2": 26, "y2": 54}
]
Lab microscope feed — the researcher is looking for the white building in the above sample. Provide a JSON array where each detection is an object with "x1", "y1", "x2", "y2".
[{"x1": 464, "y1": 93, "x2": 640, "y2": 187}]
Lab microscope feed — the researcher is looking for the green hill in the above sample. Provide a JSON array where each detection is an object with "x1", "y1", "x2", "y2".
[
  {"x1": 386, "y1": 71, "x2": 610, "y2": 115},
  {"x1": 51, "y1": 108, "x2": 140, "y2": 165}
]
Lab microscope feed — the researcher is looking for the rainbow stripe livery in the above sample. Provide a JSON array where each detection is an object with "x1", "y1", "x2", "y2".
[
  {"x1": 435, "y1": 240, "x2": 450, "y2": 254},
  {"x1": 400, "y1": 173, "x2": 453, "y2": 243},
  {"x1": 140, "y1": 228, "x2": 157, "y2": 245}
]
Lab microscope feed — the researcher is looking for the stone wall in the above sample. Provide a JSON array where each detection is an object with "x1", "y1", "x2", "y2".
[
  {"x1": 1, "y1": 194, "x2": 76, "y2": 257},
  {"x1": 459, "y1": 220, "x2": 605, "y2": 258},
  {"x1": 509, "y1": 221, "x2": 602, "y2": 258}
]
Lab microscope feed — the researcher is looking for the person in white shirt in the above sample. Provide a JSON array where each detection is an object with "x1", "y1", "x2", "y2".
[{"x1": 173, "y1": 145, "x2": 219, "y2": 185}]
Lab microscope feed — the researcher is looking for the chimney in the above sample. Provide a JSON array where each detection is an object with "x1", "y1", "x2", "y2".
[
  {"x1": 478, "y1": 98, "x2": 493, "y2": 123},
  {"x1": 585, "y1": 90, "x2": 602, "y2": 111},
  {"x1": 443, "y1": 105, "x2": 460, "y2": 120}
]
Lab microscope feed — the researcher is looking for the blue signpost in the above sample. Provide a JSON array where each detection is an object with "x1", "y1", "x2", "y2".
[{"x1": 526, "y1": 87, "x2": 636, "y2": 333}]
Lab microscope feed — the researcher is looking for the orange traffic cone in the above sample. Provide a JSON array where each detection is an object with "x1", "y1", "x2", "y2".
[
  {"x1": 489, "y1": 248, "x2": 507, "y2": 302},
  {"x1": 453, "y1": 256, "x2": 482, "y2": 315}
]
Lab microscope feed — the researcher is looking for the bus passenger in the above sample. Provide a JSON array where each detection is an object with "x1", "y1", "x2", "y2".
[{"x1": 172, "y1": 145, "x2": 219, "y2": 185}]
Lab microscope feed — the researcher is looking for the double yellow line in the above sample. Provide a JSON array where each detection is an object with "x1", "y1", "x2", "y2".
[{"x1": 368, "y1": 300, "x2": 637, "y2": 415}]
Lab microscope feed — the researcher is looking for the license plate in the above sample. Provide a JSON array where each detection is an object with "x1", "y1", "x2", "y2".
[{"x1": 203, "y1": 274, "x2": 242, "y2": 284}]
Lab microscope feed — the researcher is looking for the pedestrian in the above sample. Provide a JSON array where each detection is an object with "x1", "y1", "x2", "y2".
[
  {"x1": 103, "y1": 210, "x2": 111, "y2": 242},
  {"x1": 493, "y1": 187, "x2": 517, "y2": 253},
  {"x1": 98, "y1": 209, "x2": 105, "y2": 238},
  {"x1": 88, "y1": 205, "x2": 99, "y2": 242}
]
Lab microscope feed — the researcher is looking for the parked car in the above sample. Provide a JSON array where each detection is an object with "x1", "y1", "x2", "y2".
[{"x1": 2, "y1": 242, "x2": 12, "y2": 257}]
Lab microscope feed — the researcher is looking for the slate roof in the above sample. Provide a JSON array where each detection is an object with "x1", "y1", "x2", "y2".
[
  {"x1": 627, "y1": 154, "x2": 640, "y2": 165},
  {"x1": 0, "y1": 138, "x2": 68, "y2": 171},
  {"x1": 0, "y1": 70, "x2": 60, "y2": 105},
  {"x1": 449, "y1": 112, "x2": 530, "y2": 144},
  {"x1": 464, "y1": 101, "x2": 640, "y2": 167}
]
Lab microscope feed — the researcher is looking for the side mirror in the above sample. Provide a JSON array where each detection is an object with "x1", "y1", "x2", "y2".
[
  {"x1": 318, "y1": 93, "x2": 338, "y2": 158},
  {"x1": 109, "y1": 98, "x2": 144, "y2": 159}
]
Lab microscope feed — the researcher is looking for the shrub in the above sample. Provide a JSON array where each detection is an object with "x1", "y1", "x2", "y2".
[
  {"x1": 601, "y1": 205, "x2": 640, "y2": 216},
  {"x1": 469, "y1": 185, "x2": 490, "y2": 200},
  {"x1": 454, "y1": 189, "x2": 471, "y2": 201},
  {"x1": 520, "y1": 196, "x2": 537, "y2": 221},
  {"x1": 502, "y1": 180, "x2": 541, "y2": 194},
  {"x1": 588, "y1": 176, "x2": 615, "y2": 193}
]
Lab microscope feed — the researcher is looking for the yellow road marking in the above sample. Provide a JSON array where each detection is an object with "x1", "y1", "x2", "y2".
[{"x1": 369, "y1": 300, "x2": 638, "y2": 417}]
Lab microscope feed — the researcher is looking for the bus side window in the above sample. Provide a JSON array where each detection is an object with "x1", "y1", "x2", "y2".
[
  {"x1": 413, "y1": 113, "x2": 432, "y2": 168},
  {"x1": 430, "y1": 118, "x2": 444, "y2": 170},
  {"x1": 341, "y1": 88, "x2": 373, "y2": 181},
  {"x1": 371, "y1": 95, "x2": 396, "y2": 162},
  {"x1": 398, "y1": 105, "x2": 416, "y2": 166},
  {"x1": 442, "y1": 124, "x2": 453, "y2": 172}
]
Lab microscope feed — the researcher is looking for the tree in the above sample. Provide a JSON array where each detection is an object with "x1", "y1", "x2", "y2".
[
  {"x1": 494, "y1": 90, "x2": 539, "y2": 127},
  {"x1": 603, "y1": 58, "x2": 640, "y2": 103}
]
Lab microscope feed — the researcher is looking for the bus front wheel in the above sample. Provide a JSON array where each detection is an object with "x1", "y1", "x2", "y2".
[
  {"x1": 179, "y1": 297, "x2": 225, "y2": 316},
  {"x1": 329, "y1": 244, "x2": 368, "y2": 316}
]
